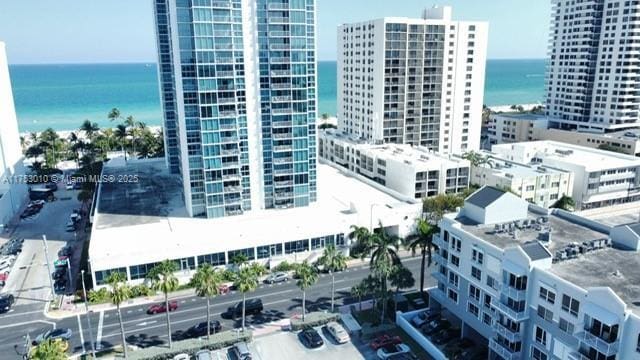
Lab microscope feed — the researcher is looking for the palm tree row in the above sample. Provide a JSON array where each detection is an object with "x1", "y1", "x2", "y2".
[{"x1": 22, "y1": 107, "x2": 164, "y2": 173}]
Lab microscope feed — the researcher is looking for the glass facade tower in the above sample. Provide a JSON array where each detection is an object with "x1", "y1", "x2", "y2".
[{"x1": 153, "y1": 0, "x2": 317, "y2": 218}]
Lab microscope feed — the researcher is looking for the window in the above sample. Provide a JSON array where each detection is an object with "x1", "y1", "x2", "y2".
[
  {"x1": 506, "y1": 272, "x2": 527, "y2": 290},
  {"x1": 562, "y1": 295, "x2": 580, "y2": 317},
  {"x1": 471, "y1": 266, "x2": 482, "y2": 281},
  {"x1": 198, "y1": 252, "x2": 226, "y2": 266},
  {"x1": 468, "y1": 302, "x2": 479, "y2": 317},
  {"x1": 537, "y1": 305, "x2": 553, "y2": 322},
  {"x1": 227, "y1": 247, "x2": 255, "y2": 262},
  {"x1": 636, "y1": 334, "x2": 640, "y2": 353},
  {"x1": 448, "y1": 271, "x2": 459, "y2": 287},
  {"x1": 451, "y1": 254, "x2": 460, "y2": 267},
  {"x1": 487, "y1": 275, "x2": 499, "y2": 291},
  {"x1": 539, "y1": 287, "x2": 556, "y2": 304},
  {"x1": 256, "y1": 244, "x2": 283, "y2": 259},
  {"x1": 95, "y1": 267, "x2": 127, "y2": 285},
  {"x1": 451, "y1": 237, "x2": 461, "y2": 252},
  {"x1": 448, "y1": 289, "x2": 458, "y2": 303},
  {"x1": 532, "y1": 346, "x2": 548, "y2": 360},
  {"x1": 284, "y1": 239, "x2": 309, "y2": 254},
  {"x1": 484, "y1": 294, "x2": 492, "y2": 309},
  {"x1": 472, "y1": 248, "x2": 484, "y2": 264},
  {"x1": 535, "y1": 326, "x2": 547, "y2": 346},
  {"x1": 559, "y1": 318, "x2": 575, "y2": 335},
  {"x1": 483, "y1": 312, "x2": 492, "y2": 325},
  {"x1": 526, "y1": 185, "x2": 535, "y2": 191},
  {"x1": 469, "y1": 284, "x2": 481, "y2": 302}
]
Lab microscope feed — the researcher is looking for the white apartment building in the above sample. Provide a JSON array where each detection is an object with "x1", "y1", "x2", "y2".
[
  {"x1": 407, "y1": 186, "x2": 640, "y2": 360},
  {"x1": 546, "y1": 0, "x2": 640, "y2": 132},
  {"x1": 337, "y1": 5, "x2": 488, "y2": 154},
  {"x1": 0, "y1": 42, "x2": 28, "y2": 226},
  {"x1": 464, "y1": 152, "x2": 573, "y2": 208},
  {"x1": 318, "y1": 129, "x2": 470, "y2": 200},
  {"x1": 486, "y1": 113, "x2": 549, "y2": 147},
  {"x1": 492, "y1": 141, "x2": 640, "y2": 210}
]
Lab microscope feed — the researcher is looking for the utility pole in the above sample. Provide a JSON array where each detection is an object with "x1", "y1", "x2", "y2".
[
  {"x1": 42, "y1": 235, "x2": 55, "y2": 299},
  {"x1": 81, "y1": 270, "x2": 97, "y2": 358}
]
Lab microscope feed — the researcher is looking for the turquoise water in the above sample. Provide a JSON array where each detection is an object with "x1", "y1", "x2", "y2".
[{"x1": 9, "y1": 59, "x2": 545, "y2": 133}]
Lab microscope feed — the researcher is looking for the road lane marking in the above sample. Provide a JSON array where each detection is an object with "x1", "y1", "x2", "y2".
[
  {"x1": 0, "y1": 319, "x2": 56, "y2": 330},
  {"x1": 0, "y1": 309, "x2": 46, "y2": 319},
  {"x1": 76, "y1": 314, "x2": 86, "y2": 354},
  {"x1": 96, "y1": 310, "x2": 104, "y2": 350},
  {"x1": 136, "y1": 320, "x2": 157, "y2": 327}
]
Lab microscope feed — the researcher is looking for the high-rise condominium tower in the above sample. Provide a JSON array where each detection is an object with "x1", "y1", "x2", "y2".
[
  {"x1": 336, "y1": 6, "x2": 488, "y2": 154},
  {"x1": 546, "y1": 0, "x2": 640, "y2": 132},
  {"x1": 153, "y1": 0, "x2": 317, "y2": 218}
]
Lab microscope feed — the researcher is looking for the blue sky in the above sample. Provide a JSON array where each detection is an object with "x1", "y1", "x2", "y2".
[{"x1": 0, "y1": 0, "x2": 550, "y2": 64}]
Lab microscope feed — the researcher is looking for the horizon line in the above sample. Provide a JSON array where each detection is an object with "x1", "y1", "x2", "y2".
[{"x1": 9, "y1": 57, "x2": 547, "y2": 66}]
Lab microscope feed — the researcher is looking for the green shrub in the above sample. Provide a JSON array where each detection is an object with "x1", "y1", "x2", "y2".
[
  {"x1": 130, "y1": 284, "x2": 154, "y2": 297},
  {"x1": 273, "y1": 261, "x2": 293, "y2": 272},
  {"x1": 249, "y1": 263, "x2": 268, "y2": 276},
  {"x1": 128, "y1": 330, "x2": 252, "y2": 360},
  {"x1": 221, "y1": 269, "x2": 236, "y2": 282},
  {"x1": 290, "y1": 312, "x2": 340, "y2": 331},
  {"x1": 87, "y1": 288, "x2": 109, "y2": 304}
]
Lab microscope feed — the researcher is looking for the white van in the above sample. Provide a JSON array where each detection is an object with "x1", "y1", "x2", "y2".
[{"x1": 0, "y1": 257, "x2": 14, "y2": 272}]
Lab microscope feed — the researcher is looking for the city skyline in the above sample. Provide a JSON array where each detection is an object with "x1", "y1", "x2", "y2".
[{"x1": 0, "y1": 0, "x2": 550, "y2": 64}]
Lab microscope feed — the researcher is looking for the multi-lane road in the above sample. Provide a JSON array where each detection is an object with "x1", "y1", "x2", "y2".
[{"x1": 0, "y1": 256, "x2": 433, "y2": 359}]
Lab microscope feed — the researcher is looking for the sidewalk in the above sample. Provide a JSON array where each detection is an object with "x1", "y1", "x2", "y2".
[{"x1": 46, "y1": 250, "x2": 416, "y2": 320}]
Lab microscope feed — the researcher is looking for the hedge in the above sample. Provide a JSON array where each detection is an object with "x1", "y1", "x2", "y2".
[
  {"x1": 290, "y1": 311, "x2": 340, "y2": 331},
  {"x1": 128, "y1": 330, "x2": 252, "y2": 360}
]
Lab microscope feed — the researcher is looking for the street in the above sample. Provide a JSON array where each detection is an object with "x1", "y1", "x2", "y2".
[{"x1": 0, "y1": 256, "x2": 433, "y2": 359}]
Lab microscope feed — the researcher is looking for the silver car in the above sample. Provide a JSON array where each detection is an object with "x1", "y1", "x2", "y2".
[
  {"x1": 33, "y1": 328, "x2": 73, "y2": 345},
  {"x1": 265, "y1": 271, "x2": 289, "y2": 284}
]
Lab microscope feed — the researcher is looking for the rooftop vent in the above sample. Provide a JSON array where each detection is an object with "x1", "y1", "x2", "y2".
[{"x1": 555, "y1": 149, "x2": 573, "y2": 156}]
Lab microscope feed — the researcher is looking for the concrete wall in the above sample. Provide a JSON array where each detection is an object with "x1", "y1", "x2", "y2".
[
  {"x1": 396, "y1": 310, "x2": 447, "y2": 360},
  {"x1": 483, "y1": 193, "x2": 528, "y2": 225},
  {"x1": 609, "y1": 225, "x2": 640, "y2": 251}
]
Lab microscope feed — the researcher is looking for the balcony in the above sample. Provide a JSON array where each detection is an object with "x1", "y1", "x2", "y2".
[
  {"x1": 211, "y1": 1, "x2": 231, "y2": 8},
  {"x1": 272, "y1": 121, "x2": 292, "y2": 128},
  {"x1": 272, "y1": 95, "x2": 292, "y2": 102},
  {"x1": 212, "y1": 16, "x2": 232, "y2": 23},
  {"x1": 489, "y1": 338, "x2": 522, "y2": 360},
  {"x1": 270, "y1": 57, "x2": 290, "y2": 64},
  {"x1": 431, "y1": 271, "x2": 447, "y2": 285},
  {"x1": 270, "y1": 44, "x2": 291, "y2": 51},
  {"x1": 216, "y1": 71, "x2": 235, "y2": 78},
  {"x1": 568, "y1": 352, "x2": 590, "y2": 360},
  {"x1": 577, "y1": 330, "x2": 619, "y2": 357},
  {"x1": 222, "y1": 174, "x2": 242, "y2": 181},
  {"x1": 274, "y1": 191, "x2": 293, "y2": 199},
  {"x1": 221, "y1": 148, "x2": 239, "y2": 155},
  {"x1": 432, "y1": 234, "x2": 445, "y2": 248},
  {"x1": 217, "y1": 97, "x2": 236, "y2": 104},
  {"x1": 272, "y1": 108, "x2": 293, "y2": 115},
  {"x1": 274, "y1": 180, "x2": 293, "y2": 187},
  {"x1": 219, "y1": 110, "x2": 237, "y2": 117},
  {"x1": 493, "y1": 322, "x2": 522, "y2": 343},
  {"x1": 273, "y1": 145, "x2": 293, "y2": 152},
  {"x1": 273, "y1": 168, "x2": 293, "y2": 175},
  {"x1": 219, "y1": 123, "x2": 237, "y2": 130},
  {"x1": 269, "y1": 30, "x2": 290, "y2": 37},
  {"x1": 268, "y1": 3, "x2": 289, "y2": 10},
  {"x1": 428, "y1": 286, "x2": 446, "y2": 304},
  {"x1": 268, "y1": 17, "x2": 290, "y2": 24},
  {"x1": 221, "y1": 161, "x2": 239, "y2": 168},
  {"x1": 273, "y1": 157, "x2": 293, "y2": 164},
  {"x1": 272, "y1": 133, "x2": 292, "y2": 140},
  {"x1": 501, "y1": 285, "x2": 527, "y2": 302},
  {"x1": 270, "y1": 70, "x2": 291, "y2": 77},
  {"x1": 225, "y1": 197, "x2": 242, "y2": 205},
  {"x1": 219, "y1": 136, "x2": 238, "y2": 143},
  {"x1": 271, "y1": 83, "x2": 291, "y2": 90},
  {"x1": 216, "y1": 57, "x2": 234, "y2": 64},
  {"x1": 224, "y1": 185, "x2": 242, "y2": 193},
  {"x1": 494, "y1": 301, "x2": 529, "y2": 322},
  {"x1": 432, "y1": 252, "x2": 448, "y2": 265}
]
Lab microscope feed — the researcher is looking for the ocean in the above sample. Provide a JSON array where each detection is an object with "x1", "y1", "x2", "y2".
[{"x1": 9, "y1": 59, "x2": 545, "y2": 133}]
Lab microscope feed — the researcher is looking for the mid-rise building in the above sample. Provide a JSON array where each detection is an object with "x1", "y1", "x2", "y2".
[
  {"x1": 486, "y1": 113, "x2": 548, "y2": 148},
  {"x1": 319, "y1": 129, "x2": 470, "y2": 200},
  {"x1": 153, "y1": 0, "x2": 318, "y2": 218},
  {"x1": 406, "y1": 187, "x2": 640, "y2": 360},
  {"x1": 0, "y1": 42, "x2": 28, "y2": 226},
  {"x1": 337, "y1": 5, "x2": 488, "y2": 154},
  {"x1": 492, "y1": 141, "x2": 640, "y2": 210},
  {"x1": 464, "y1": 152, "x2": 573, "y2": 208},
  {"x1": 545, "y1": 0, "x2": 640, "y2": 132}
]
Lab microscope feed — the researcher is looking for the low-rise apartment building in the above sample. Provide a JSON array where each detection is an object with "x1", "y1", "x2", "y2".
[
  {"x1": 319, "y1": 130, "x2": 470, "y2": 200},
  {"x1": 417, "y1": 186, "x2": 640, "y2": 360},
  {"x1": 486, "y1": 113, "x2": 548, "y2": 147},
  {"x1": 491, "y1": 141, "x2": 640, "y2": 210},
  {"x1": 463, "y1": 152, "x2": 573, "y2": 208},
  {"x1": 532, "y1": 128, "x2": 640, "y2": 156}
]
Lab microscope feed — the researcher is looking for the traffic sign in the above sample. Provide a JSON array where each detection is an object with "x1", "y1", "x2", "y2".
[{"x1": 54, "y1": 259, "x2": 68, "y2": 267}]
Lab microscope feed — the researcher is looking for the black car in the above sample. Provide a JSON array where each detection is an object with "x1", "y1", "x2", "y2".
[
  {"x1": 299, "y1": 328, "x2": 324, "y2": 348},
  {"x1": 53, "y1": 279, "x2": 67, "y2": 293},
  {"x1": 57, "y1": 246, "x2": 74, "y2": 257},
  {"x1": 223, "y1": 299, "x2": 263, "y2": 318},
  {"x1": 52, "y1": 269, "x2": 66, "y2": 280},
  {"x1": 185, "y1": 321, "x2": 222, "y2": 338},
  {"x1": 431, "y1": 327, "x2": 460, "y2": 345},
  {"x1": 1, "y1": 242, "x2": 22, "y2": 256},
  {"x1": 0, "y1": 294, "x2": 15, "y2": 313}
]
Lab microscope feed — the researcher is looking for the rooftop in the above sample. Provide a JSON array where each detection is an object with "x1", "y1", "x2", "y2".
[
  {"x1": 474, "y1": 152, "x2": 571, "y2": 179},
  {"x1": 89, "y1": 159, "x2": 421, "y2": 271},
  {"x1": 457, "y1": 210, "x2": 607, "y2": 254},
  {"x1": 465, "y1": 186, "x2": 505, "y2": 209},
  {"x1": 493, "y1": 112, "x2": 547, "y2": 121},
  {"x1": 548, "y1": 247, "x2": 640, "y2": 313}
]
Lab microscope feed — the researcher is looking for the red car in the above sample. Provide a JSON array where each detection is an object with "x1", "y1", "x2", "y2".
[
  {"x1": 147, "y1": 300, "x2": 178, "y2": 314},
  {"x1": 219, "y1": 284, "x2": 230, "y2": 294},
  {"x1": 370, "y1": 334, "x2": 402, "y2": 350}
]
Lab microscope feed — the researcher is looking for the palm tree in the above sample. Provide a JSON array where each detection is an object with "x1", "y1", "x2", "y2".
[
  {"x1": 294, "y1": 261, "x2": 318, "y2": 322},
  {"x1": 29, "y1": 338, "x2": 67, "y2": 360},
  {"x1": 234, "y1": 266, "x2": 259, "y2": 331},
  {"x1": 362, "y1": 222, "x2": 401, "y2": 266},
  {"x1": 147, "y1": 260, "x2": 179, "y2": 349},
  {"x1": 389, "y1": 265, "x2": 415, "y2": 312},
  {"x1": 231, "y1": 253, "x2": 249, "y2": 269},
  {"x1": 108, "y1": 107, "x2": 121, "y2": 122},
  {"x1": 552, "y1": 195, "x2": 575, "y2": 211},
  {"x1": 114, "y1": 124, "x2": 128, "y2": 162},
  {"x1": 125, "y1": 116, "x2": 138, "y2": 156},
  {"x1": 107, "y1": 272, "x2": 131, "y2": 359},
  {"x1": 77, "y1": 190, "x2": 93, "y2": 212},
  {"x1": 372, "y1": 256, "x2": 394, "y2": 324},
  {"x1": 350, "y1": 283, "x2": 365, "y2": 312},
  {"x1": 349, "y1": 225, "x2": 371, "y2": 258},
  {"x1": 405, "y1": 218, "x2": 437, "y2": 296},
  {"x1": 317, "y1": 245, "x2": 347, "y2": 312},
  {"x1": 191, "y1": 264, "x2": 223, "y2": 339},
  {"x1": 80, "y1": 119, "x2": 100, "y2": 141}
]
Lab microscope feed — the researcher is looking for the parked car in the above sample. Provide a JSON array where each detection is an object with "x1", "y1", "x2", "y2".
[
  {"x1": 410, "y1": 308, "x2": 439, "y2": 327},
  {"x1": 0, "y1": 293, "x2": 15, "y2": 313},
  {"x1": 299, "y1": 328, "x2": 324, "y2": 348},
  {"x1": 0, "y1": 257, "x2": 14, "y2": 270},
  {"x1": 421, "y1": 319, "x2": 451, "y2": 336},
  {"x1": 27, "y1": 200, "x2": 44, "y2": 210},
  {"x1": 33, "y1": 328, "x2": 73, "y2": 345},
  {"x1": 20, "y1": 207, "x2": 39, "y2": 219},
  {"x1": 29, "y1": 188, "x2": 54, "y2": 201},
  {"x1": 172, "y1": 354, "x2": 189, "y2": 360},
  {"x1": 377, "y1": 344, "x2": 411, "y2": 359},
  {"x1": 70, "y1": 213, "x2": 82, "y2": 223},
  {"x1": 185, "y1": 321, "x2": 222, "y2": 338},
  {"x1": 218, "y1": 284, "x2": 230, "y2": 294},
  {"x1": 370, "y1": 334, "x2": 402, "y2": 350},
  {"x1": 147, "y1": 300, "x2": 178, "y2": 314},
  {"x1": 264, "y1": 271, "x2": 289, "y2": 284},
  {"x1": 194, "y1": 350, "x2": 211, "y2": 360},
  {"x1": 432, "y1": 327, "x2": 461, "y2": 345},
  {"x1": 65, "y1": 221, "x2": 76, "y2": 232},
  {"x1": 231, "y1": 341, "x2": 252, "y2": 360},
  {"x1": 1, "y1": 242, "x2": 22, "y2": 256},
  {"x1": 325, "y1": 321, "x2": 350, "y2": 344},
  {"x1": 223, "y1": 298, "x2": 263, "y2": 318},
  {"x1": 0, "y1": 272, "x2": 9, "y2": 287}
]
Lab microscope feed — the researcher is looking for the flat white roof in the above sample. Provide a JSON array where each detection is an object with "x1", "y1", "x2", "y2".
[
  {"x1": 89, "y1": 160, "x2": 421, "y2": 271},
  {"x1": 475, "y1": 152, "x2": 570, "y2": 179}
]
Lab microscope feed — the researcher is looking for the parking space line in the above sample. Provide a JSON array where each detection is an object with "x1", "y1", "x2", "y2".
[
  {"x1": 96, "y1": 310, "x2": 104, "y2": 350},
  {"x1": 76, "y1": 314, "x2": 86, "y2": 354}
]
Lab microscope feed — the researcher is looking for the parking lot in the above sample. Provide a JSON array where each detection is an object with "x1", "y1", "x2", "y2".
[
  {"x1": 0, "y1": 179, "x2": 84, "y2": 306},
  {"x1": 250, "y1": 327, "x2": 373, "y2": 360}
]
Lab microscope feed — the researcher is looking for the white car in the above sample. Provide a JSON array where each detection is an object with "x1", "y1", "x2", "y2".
[
  {"x1": 410, "y1": 308, "x2": 439, "y2": 328},
  {"x1": 65, "y1": 182, "x2": 74, "y2": 190},
  {"x1": 377, "y1": 343, "x2": 411, "y2": 359},
  {"x1": 326, "y1": 321, "x2": 350, "y2": 344},
  {"x1": 172, "y1": 354, "x2": 189, "y2": 360},
  {"x1": 265, "y1": 271, "x2": 289, "y2": 284}
]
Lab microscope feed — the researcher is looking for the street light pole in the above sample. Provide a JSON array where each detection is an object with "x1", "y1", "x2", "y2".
[
  {"x1": 42, "y1": 235, "x2": 55, "y2": 300},
  {"x1": 81, "y1": 270, "x2": 96, "y2": 358}
]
